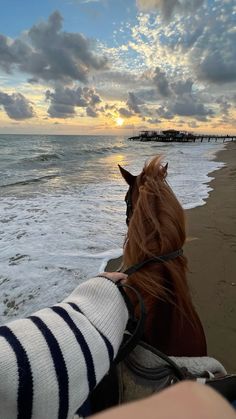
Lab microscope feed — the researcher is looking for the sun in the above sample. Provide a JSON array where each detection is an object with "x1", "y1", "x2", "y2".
[{"x1": 116, "y1": 117, "x2": 124, "y2": 126}]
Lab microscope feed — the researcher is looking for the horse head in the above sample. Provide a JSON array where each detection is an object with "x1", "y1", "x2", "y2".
[
  {"x1": 119, "y1": 156, "x2": 185, "y2": 269},
  {"x1": 118, "y1": 156, "x2": 207, "y2": 356}
]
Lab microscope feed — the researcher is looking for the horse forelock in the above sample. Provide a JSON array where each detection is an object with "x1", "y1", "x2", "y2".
[
  {"x1": 143, "y1": 155, "x2": 167, "y2": 180},
  {"x1": 123, "y1": 155, "x2": 195, "y2": 322}
]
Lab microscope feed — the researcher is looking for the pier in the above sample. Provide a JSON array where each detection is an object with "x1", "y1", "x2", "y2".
[{"x1": 128, "y1": 130, "x2": 236, "y2": 143}]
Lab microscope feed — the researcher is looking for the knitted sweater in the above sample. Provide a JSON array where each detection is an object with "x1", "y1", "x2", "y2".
[{"x1": 0, "y1": 277, "x2": 128, "y2": 419}]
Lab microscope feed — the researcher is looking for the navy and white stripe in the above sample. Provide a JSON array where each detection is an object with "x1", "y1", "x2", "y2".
[
  {"x1": 66, "y1": 302, "x2": 114, "y2": 363},
  {"x1": 30, "y1": 315, "x2": 69, "y2": 419},
  {"x1": 51, "y1": 306, "x2": 96, "y2": 392},
  {"x1": 0, "y1": 276, "x2": 128, "y2": 419},
  {"x1": 0, "y1": 326, "x2": 33, "y2": 419}
]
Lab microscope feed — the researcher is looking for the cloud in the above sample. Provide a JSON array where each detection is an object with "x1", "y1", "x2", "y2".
[
  {"x1": 153, "y1": 66, "x2": 171, "y2": 97},
  {"x1": 129, "y1": 1, "x2": 235, "y2": 90},
  {"x1": 185, "y1": 2, "x2": 236, "y2": 85},
  {"x1": 0, "y1": 91, "x2": 34, "y2": 120},
  {"x1": 152, "y1": 70, "x2": 194, "y2": 100},
  {"x1": 188, "y1": 121, "x2": 200, "y2": 128},
  {"x1": 118, "y1": 107, "x2": 133, "y2": 118},
  {"x1": 0, "y1": 11, "x2": 107, "y2": 84},
  {"x1": 94, "y1": 69, "x2": 154, "y2": 102},
  {"x1": 136, "y1": 0, "x2": 203, "y2": 20},
  {"x1": 97, "y1": 70, "x2": 143, "y2": 86},
  {"x1": 0, "y1": 3, "x2": 234, "y2": 131},
  {"x1": 111, "y1": 70, "x2": 213, "y2": 123},
  {"x1": 171, "y1": 79, "x2": 193, "y2": 95},
  {"x1": 157, "y1": 105, "x2": 174, "y2": 120},
  {"x1": 127, "y1": 92, "x2": 143, "y2": 114},
  {"x1": 196, "y1": 49, "x2": 236, "y2": 84},
  {"x1": 136, "y1": 89, "x2": 159, "y2": 102},
  {"x1": 216, "y1": 97, "x2": 231, "y2": 116},
  {"x1": 0, "y1": 35, "x2": 31, "y2": 73},
  {"x1": 147, "y1": 67, "x2": 215, "y2": 120},
  {"x1": 86, "y1": 106, "x2": 98, "y2": 117},
  {"x1": 147, "y1": 117, "x2": 161, "y2": 124},
  {"x1": 46, "y1": 85, "x2": 101, "y2": 118},
  {"x1": 171, "y1": 99, "x2": 213, "y2": 119}
]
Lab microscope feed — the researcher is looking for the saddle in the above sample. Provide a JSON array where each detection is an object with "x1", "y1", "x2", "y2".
[
  {"x1": 90, "y1": 339, "x2": 236, "y2": 414},
  {"x1": 90, "y1": 283, "x2": 236, "y2": 415}
]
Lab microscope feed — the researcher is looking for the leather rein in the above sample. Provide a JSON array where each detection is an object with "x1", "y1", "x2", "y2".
[{"x1": 123, "y1": 249, "x2": 183, "y2": 276}]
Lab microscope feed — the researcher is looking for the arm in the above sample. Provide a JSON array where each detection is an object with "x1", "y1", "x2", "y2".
[{"x1": 0, "y1": 275, "x2": 128, "y2": 419}]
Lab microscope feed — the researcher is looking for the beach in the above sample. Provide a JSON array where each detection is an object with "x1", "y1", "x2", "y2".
[
  {"x1": 106, "y1": 141, "x2": 236, "y2": 373},
  {"x1": 185, "y1": 142, "x2": 236, "y2": 372},
  {"x1": 0, "y1": 136, "x2": 225, "y2": 324}
]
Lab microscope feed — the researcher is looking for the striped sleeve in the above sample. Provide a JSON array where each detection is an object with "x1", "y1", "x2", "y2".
[{"x1": 0, "y1": 277, "x2": 128, "y2": 419}]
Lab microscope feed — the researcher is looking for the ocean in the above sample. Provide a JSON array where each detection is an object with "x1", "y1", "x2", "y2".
[{"x1": 0, "y1": 134, "x2": 225, "y2": 324}]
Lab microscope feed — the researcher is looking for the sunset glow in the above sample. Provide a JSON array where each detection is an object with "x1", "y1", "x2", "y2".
[
  {"x1": 116, "y1": 118, "x2": 124, "y2": 126},
  {"x1": 0, "y1": 0, "x2": 235, "y2": 135}
]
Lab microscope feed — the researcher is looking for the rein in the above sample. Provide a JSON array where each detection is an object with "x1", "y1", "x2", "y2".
[
  {"x1": 116, "y1": 248, "x2": 183, "y2": 355},
  {"x1": 122, "y1": 249, "x2": 183, "y2": 276}
]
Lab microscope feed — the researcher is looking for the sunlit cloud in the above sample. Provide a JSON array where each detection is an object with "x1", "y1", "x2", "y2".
[
  {"x1": 136, "y1": 0, "x2": 204, "y2": 20},
  {"x1": 46, "y1": 85, "x2": 102, "y2": 118},
  {"x1": 0, "y1": 1, "x2": 235, "y2": 134}
]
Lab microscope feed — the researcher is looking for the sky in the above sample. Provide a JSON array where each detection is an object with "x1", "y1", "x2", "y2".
[{"x1": 0, "y1": 0, "x2": 235, "y2": 135}]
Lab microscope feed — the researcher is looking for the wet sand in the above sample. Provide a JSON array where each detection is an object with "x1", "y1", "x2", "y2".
[{"x1": 106, "y1": 142, "x2": 236, "y2": 372}]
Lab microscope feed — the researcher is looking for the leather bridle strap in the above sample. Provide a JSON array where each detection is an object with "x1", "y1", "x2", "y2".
[
  {"x1": 114, "y1": 283, "x2": 147, "y2": 364},
  {"x1": 123, "y1": 248, "x2": 183, "y2": 276},
  {"x1": 125, "y1": 185, "x2": 133, "y2": 226}
]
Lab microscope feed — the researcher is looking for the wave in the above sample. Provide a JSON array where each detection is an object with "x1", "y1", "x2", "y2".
[
  {"x1": 20, "y1": 146, "x2": 125, "y2": 165},
  {"x1": 0, "y1": 174, "x2": 59, "y2": 189},
  {"x1": 23, "y1": 153, "x2": 62, "y2": 163},
  {"x1": 76, "y1": 145, "x2": 126, "y2": 156}
]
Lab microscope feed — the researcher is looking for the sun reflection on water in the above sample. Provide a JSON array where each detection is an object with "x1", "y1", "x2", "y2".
[{"x1": 100, "y1": 153, "x2": 127, "y2": 180}]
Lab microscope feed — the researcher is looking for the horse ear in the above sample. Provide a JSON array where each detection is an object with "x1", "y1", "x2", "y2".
[
  {"x1": 162, "y1": 162, "x2": 168, "y2": 178},
  {"x1": 118, "y1": 164, "x2": 136, "y2": 186}
]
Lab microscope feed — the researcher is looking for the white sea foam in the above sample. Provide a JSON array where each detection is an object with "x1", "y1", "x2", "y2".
[{"x1": 0, "y1": 135, "x2": 225, "y2": 323}]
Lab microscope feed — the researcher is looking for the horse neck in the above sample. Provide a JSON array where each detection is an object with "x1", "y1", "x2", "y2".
[
  {"x1": 124, "y1": 241, "x2": 202, "y2": 331},
  {"x1": 125, "y1": 257, "x2": 191, "y2": 314},
  {"x1": 123, "y1": 180, "x2": 188, "y2": 318},
  {"x1": 126, "y1": 264, "x2": 207, "y2": 356}
]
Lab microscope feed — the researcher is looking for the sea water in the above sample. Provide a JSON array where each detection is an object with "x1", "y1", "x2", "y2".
[{"x1": 0, "y1": 134, "x2": 225, "y2": 323}]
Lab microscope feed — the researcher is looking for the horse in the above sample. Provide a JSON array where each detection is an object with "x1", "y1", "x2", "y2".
[{"x1": 119, "y1": 156, "x2": 207, "y2": 357}]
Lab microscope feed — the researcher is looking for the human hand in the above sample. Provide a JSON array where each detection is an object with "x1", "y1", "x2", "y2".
[
  {"x1": 92, "y1": 381, "x2": 236, "y2": 419},
  {"x1": 97, "y1": 271, "x2": 127, "y2": 284}
]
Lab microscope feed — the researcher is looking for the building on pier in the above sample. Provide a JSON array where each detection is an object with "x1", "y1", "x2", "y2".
[{"x1": 128, "y1": 129, "x2": 235, "y2": 143}]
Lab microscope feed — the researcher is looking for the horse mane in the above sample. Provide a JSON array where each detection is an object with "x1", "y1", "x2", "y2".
[{"x1": 122, "y1": 156, "x2": 198, "y2": 325}]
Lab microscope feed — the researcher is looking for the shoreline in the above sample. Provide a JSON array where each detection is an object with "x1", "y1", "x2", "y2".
[{"x1": 106, "y1": 142, "x2": 236, "y2": 372}]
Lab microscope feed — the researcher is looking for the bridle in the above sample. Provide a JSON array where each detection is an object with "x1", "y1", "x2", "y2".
[
  {"x1": 113, "y1": 182, "x2": 184, "y2": 369},
  {"x1": 123, "y1": 184, "x2": 183, "y2": 276},
  {"x1": 125, "y1": 185, "x2": 133, "y2": 226},
  {"x1": 123, "y1": 249, "x2": 183, "y2": 276}
]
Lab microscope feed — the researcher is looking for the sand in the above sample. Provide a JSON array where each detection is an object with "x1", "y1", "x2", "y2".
[
  {"x1": 185, "y1": 142, "x2": 236, "y2": 373},
  {"x1": 106, "y1": 141, "x2": 236, "y2": 373}
]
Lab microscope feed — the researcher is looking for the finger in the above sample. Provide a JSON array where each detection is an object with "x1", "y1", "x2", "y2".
[{"x1": 98, "y1": 272, "x2": 128, "y2": 283}]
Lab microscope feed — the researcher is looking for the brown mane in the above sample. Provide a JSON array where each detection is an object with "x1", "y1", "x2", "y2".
[{"x1": 120, "y1": 156, "x2": 207, "y2": 356}]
